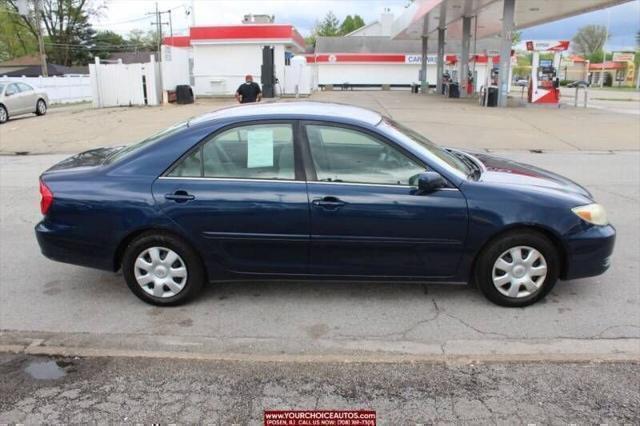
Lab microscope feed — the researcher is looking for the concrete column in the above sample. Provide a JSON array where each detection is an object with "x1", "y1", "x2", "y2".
[
  {"x1": 459, "y1": 16, "x2": 471, "y2": 98},
  {"x1": 436, "y1": 28, "x2": 445, "y2": 95},
  {"x1": 497, "y1": 0, "x2": 515, "y2": 107},
  {"x1": 420, "y1": 35, "x2": 428, "y2": 93}
]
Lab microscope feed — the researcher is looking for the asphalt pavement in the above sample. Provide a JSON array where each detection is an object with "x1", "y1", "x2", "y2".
[
  {"x1": 1, "y1": 353, "x2": 638, "y2": 424},
  {"x1": 0, "y1": 150, "x2": 638, "y2": 359}
]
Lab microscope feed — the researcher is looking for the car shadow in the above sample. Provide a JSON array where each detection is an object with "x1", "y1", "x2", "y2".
[
  {"x1": 197, "y1": 278, "x2": 478, "y2": 306},
  {"x1": 71, "y1": 268, "x2": 481, "y2": 306},
  {"x1": 4, "y1": 114, "x2": 39, "y2": 124}
]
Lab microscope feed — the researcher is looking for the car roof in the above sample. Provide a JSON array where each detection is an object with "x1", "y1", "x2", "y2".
[{"x1": 189, "y1": 101, "x2": 383, "y2": 127}]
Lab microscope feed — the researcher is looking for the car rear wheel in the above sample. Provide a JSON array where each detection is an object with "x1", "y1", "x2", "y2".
[
  {"x1": 0, "y1": 105, "x2": 7, "y2": 124},
  {"x1": 475, "y1": 230, "x2": 559, "y2": 307},
  {"x1": 122, "y1": 232, "x2": 204, "y2": 306},
  {"x1": 35, "y1": 99, "x2": 47, "y2": 116}
]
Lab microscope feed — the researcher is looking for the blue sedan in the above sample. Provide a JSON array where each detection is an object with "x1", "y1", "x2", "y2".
[{"x1": 35, "y1": 102, "x2": 615, "y2": 307}]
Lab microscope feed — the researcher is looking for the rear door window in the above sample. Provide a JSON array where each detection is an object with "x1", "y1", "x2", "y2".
[{"x1": 168, "y1": 123, "x2": 296, "y2": 180}]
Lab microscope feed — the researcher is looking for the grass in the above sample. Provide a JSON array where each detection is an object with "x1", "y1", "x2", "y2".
[{"x1": 588, "y1": 86, "x2": 639, "y2": 92}]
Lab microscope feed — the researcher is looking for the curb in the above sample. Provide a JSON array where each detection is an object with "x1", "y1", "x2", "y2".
[{"x1": 1, "y1": 330, "x2": 638, "y2": 365}]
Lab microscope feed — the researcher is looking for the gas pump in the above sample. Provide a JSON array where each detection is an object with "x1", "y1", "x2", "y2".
[{"x1": 526, "y1": 40, "x2": 569, "y2": 104}]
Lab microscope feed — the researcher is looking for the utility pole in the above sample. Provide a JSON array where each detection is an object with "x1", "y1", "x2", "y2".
[
  {"x1": 148, "y1": 5, "x2": 172, "y2": 59},
  {"x1": 33, "y1": 0, "x2": 48, "y2": 77},
  {"x1": 600, "y1": 8, "x2": 610, "y2": 88},
  {"x1": 155, "y1": 2, "x2": 161, "y2": 61}
]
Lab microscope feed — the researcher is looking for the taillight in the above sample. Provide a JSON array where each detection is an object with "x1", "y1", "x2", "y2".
[{"x1": 39, "y1": 179, "x2": 53, "y2": 215}]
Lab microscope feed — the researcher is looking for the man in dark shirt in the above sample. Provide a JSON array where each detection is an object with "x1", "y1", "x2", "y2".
[{"x1": 235, "y1": 74, "x2": 262, "y2": 103}]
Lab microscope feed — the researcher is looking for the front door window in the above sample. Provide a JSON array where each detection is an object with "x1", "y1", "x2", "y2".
[{"x1": 305, "y1": 124, "x2": 425, "y2": 186}]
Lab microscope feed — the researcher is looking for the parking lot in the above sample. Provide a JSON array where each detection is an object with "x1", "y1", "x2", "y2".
[
  {"x1": 1, "y1": 90, "x2": 639, "y2": 155},
  {"x1": 1, "y1": 91, "x2": 639, "y2": 422}
]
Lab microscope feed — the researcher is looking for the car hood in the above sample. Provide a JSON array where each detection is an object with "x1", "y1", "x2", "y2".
[
  {"x1": 468, "y1": 151, "x2": 593, "y2": 199},
  {"x1": 44, "y1": 146, "x2": 124, "y2": 173}
]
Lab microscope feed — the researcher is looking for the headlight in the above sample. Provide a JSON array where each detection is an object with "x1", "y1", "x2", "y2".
[{"x1": 571, "y1": 203, "x2": 608, "y2": 226}]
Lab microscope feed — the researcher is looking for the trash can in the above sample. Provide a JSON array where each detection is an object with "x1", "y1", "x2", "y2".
[
  {"x1": 486, "y1": 87, "x2": 498, "y2": 107},
  {"x1": 176, "y1": 85, "x2": 194, "y2": 104},
  {"x1": 448, "y1": 83, "x2": 460, "y2": 98},
  {"x1": 411, "y1": 83, "x2": 419, "y2": 94}
]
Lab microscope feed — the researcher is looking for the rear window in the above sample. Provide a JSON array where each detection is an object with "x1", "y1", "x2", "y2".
[{"x1": 104, "y1": 122, "x2": 188, "y2": 164}]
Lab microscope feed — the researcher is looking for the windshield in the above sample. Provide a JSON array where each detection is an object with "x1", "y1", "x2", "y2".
[
  {"x1": 104, "y1": 121, "x2": 188, "y2": 164},
  {"x1": 379, "y1": 117, "x2": 472, "y2": 177},
  {"x1": 0, "y1": 83, "x2": 5, "y2": 94}
]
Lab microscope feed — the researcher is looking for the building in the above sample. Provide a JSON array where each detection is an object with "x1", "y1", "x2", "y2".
[
  {"x1": 160, "y1": 12, "x2": 505, "y2": 97},
  {"x1": 242, "y1": 14, "x2": 275, "y2": 24},
  {"x1": 308, "y1": 18, "x2": 502, "y2": 92},
  {"x1": 560, "y1": 55, "x2": 589, "y2": 82},
  {"x1": 344, "y1": 11, "x2": 394, "y2": 37},
  {"x1": 162, "y1": 23, "x2": 305, "y2": 96},
  {"x1": 103, "y1": 51, "x2": 155, "y2": 65},
  {"x1": 588, "y1": 55, "x2": 637, "y2": 87},
  {"x1": 0, "y1": 54, "x2": 88, "y2": 77}
]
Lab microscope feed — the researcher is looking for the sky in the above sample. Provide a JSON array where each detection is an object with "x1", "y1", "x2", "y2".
[{"x1": 93, "y1": 0, "x2": 640, "y2": 52}]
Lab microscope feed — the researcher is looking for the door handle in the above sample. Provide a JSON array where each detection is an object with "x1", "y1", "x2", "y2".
[
  {"x1": 165, "y1": 190, "x2": 195, "y2": 202},
  {"x1": 312, "y1": 196, "x2": 346, "y2": 209}
]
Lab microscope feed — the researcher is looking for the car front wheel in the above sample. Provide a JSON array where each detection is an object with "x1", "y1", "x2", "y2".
[
  {"x1": 475, "y1": 230, "x2": 559, "y2": 307},
  {"x1": 36, "y1": 99, "x2": 47, "y2": 116},
  {"x1": 122, "y1": 232, "x2": 205, "y2": 306}
]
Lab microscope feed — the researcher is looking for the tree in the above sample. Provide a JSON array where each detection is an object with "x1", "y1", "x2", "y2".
[
  {"x1": 339, "y1": 14, "x2": 365, "y2": 35},
  {"x1": 340, "y1": 15, "x2": 355, "y2": 35},
  {"x1": 125, "y1": 29, "x2": 158, "y2": 52},
  {"x1": 92, "y1": 30, "x2": 125, "y2": 59},
  {"x1": 572, "y1": 25, "x2": 609, "y2": 59},
  {"x1": 587, "y1": 50, "x2": 612, "y2": 63},
  {"x1": 0, "y1": 7, "x2": 38, "y2": 61},
  {"x1": 512, "y1": 30, "x2": 522, "y2": 46},
  {"x1": 315, "y1": 11, "x2": 340, "y2": 37},
  {"x1": 3, "y1": 0, "x2": 103, "y2": 66},
  {"x1": 352, "y1": 15, "x2": 365, "y2": 30}
]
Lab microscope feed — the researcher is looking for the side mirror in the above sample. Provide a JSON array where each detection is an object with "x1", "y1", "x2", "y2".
[{"x1": 417, "y1": 172, "x2": 447, "y2": 194}]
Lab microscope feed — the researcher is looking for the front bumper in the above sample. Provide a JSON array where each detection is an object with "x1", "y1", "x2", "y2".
[
  {"x1": 35, "y1": 220, "x2": 114, "y2": 271},
  {"x1": 563, "y1": 224, "x2": 616, "y2": 280}
]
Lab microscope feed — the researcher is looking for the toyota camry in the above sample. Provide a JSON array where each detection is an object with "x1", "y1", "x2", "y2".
[{"x1": 35, "y1": 102, "x2": 615, "y2": 307}]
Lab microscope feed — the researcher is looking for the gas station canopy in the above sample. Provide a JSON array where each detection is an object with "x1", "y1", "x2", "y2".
[{"x1": 392, "y1": 0, "x2": 631, "y2": 41}]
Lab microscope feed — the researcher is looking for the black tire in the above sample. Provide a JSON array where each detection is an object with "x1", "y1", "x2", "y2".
[
  {"x1": 474, "y1": 230, "x2": 559, "y2": 307},
  {"x1": 122, "y1": 232, "x2": 205, "y2": 306},
  {"x1": 0, "y1": 105, "x2": 8, "y2": 124},
  {"x1": 35, "y1": 99, "x2": 47, "y2": 116}
]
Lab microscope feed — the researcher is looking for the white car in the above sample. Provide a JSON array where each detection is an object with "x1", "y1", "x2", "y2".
[{"x1": 0, "y1": 81, "x2": 49, "y2": 124}]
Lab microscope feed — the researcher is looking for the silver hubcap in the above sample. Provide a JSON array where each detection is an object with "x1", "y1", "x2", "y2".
[
  {"x1": 0, "y1": 108, "x2": 6, "y2": 122},
  {"x1": 38, "y1": 101, "x2": 46, "y2": 113},
  {"x1": 134, "y1": 247, "x2": 187, "y2": 298},
  {"x1": 492, "y1": 246, "x2": 547, "y2": 299}
]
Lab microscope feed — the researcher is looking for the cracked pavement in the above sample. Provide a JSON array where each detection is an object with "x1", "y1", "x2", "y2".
[{"x1": 1, "y1": 354, "x2": 638, "y2": 424}]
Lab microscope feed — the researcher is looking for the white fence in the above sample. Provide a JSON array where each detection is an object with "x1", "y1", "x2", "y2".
[
  {"x1": 0, "y1": 75, "x2": 91, "y2": 104},
  {"x1": 89, "y1": 56, "x2": 161, "y2": 108}
]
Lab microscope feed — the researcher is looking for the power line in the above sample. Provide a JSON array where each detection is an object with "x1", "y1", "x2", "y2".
[{"x1": 91, "y1": 15, "x2": 155, "y2": 27}]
